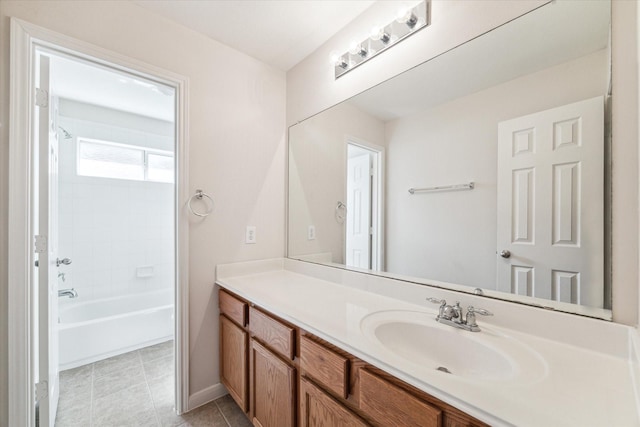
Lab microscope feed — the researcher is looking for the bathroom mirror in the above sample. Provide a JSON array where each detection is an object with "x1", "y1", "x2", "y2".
[{"x1": 287, "y1": 0, "x2": 612, "y2": 319}]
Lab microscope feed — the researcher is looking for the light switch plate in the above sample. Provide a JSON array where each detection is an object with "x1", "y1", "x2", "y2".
[{"x1": 246, "y1": 226, "x2": 257, "y2": 244}]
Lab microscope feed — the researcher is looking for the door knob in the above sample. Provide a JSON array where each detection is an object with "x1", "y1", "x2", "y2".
[
  {"x1": 56, "y1": 258, "x2": 72, "y2": 267},
  {"x1": 499, "y1": 250, "x2": 511, "y2": 259}
]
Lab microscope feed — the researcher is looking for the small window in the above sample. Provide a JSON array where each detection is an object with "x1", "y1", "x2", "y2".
[
  {"x1": 146, "y1": 152, "x2": 174, "y2": 183},
  {"x1": 77, "y1": 138, "x2": 174, "y2": 183}
]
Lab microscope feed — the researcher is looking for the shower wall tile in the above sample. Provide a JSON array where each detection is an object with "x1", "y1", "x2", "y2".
[{"x1": 57, "y1": 109, "x2": 174, "y2": 303}]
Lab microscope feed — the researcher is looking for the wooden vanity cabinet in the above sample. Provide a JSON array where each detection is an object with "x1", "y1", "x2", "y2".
[{"x1": 218, "y1": 288, "x2": 489, "y2": 427}]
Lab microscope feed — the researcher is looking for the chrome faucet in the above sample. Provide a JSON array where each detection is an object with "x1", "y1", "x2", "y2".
[
  {"x1": 426, "y1": 298, "x2": 492, "y2": 332},
  {"x1": 58, "y1": 288, "x2": 78, "y2": 298}
]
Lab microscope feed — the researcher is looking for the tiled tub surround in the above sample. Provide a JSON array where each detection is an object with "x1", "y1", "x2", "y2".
[
  {"x1": 57, "y1": 99, "x2": 175, "y2": 303},
  {"x1": 55, "y1": 341, "x2": 251, "y2": 427},
  {"x1": 216, "y1": 258, "x2": 640, "y2": 427}
]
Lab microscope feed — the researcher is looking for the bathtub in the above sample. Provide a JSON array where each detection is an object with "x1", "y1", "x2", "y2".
[{"x1": 59, "y1": 289, "x2": 174, "y2": 370}]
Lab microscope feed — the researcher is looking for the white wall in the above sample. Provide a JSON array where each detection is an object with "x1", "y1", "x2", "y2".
[
  {"x1": 288, "y1": 102, "x2": 384, "y2": 262},
  {"x1": 386, "y1": 50, "x2": 608, "y2": 291},
  {"x1": 0, "y1": 0, "x2": 286, "y2": 419},
  {"x1": 287, "y1": 0, "x2": 639, "y2": 326},
  {"x1": 57, "y1": 100, "x2": 175, "y2": 303}
]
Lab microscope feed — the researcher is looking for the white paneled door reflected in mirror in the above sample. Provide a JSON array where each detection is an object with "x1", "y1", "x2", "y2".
[{"x1": 287, "y1": 0, "x2": 612, "y2": 319}]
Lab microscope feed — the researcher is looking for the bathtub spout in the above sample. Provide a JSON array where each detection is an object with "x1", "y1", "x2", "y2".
[{"x1": 58, "y1": 288, "x2": 78, "y2": 298}]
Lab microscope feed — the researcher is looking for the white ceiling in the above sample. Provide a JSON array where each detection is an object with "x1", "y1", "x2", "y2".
[
  {"x1": 133, "y1": 0, "x2": 375, "y2": 71},
  {"x1": 50, "y1": 55, "x2": 176, "y2": 121},
  {"x1": 49, "y1": 1, "x2": 377, "y2": 120}
]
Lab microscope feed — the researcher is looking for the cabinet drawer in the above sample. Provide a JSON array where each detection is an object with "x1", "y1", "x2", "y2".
[
  {"x1": 360, "y1": 369, "x2": 442, "y2": 427},
  {"x1": 300, "y1": 377, "x2": 369, "y2": 427},
  {"x1": 300, "y1": 336, "x2": 349, "y2": 399},
  {"x1": 249, "y1": 306, "x2": 295, "y2": 359},
  {"x1": 219, "y1": 290, "x2": 247, "y2": 327}
]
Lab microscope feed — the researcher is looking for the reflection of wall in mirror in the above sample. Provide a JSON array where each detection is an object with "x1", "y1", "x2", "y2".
[
  {"x1": 289, "y1": 102, "x2": 385, "y2": 263},
  {"x1": 385, "y1": 49, "x2": 608, "y2": 291}
]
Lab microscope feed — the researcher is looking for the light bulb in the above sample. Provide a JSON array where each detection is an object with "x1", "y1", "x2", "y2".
[
  {"x1": 397, "y1": 7, "x2": 418, "y2": 28},
  {"x1": 330, "y1": 51, "x2": 348, "y2": 69},
  {"x1": 396, "y1": 7, "x2": 409, "y2": 23},
  {"x1": 348, "y1": 41, "x2": 359, "y2": 55},
  {"x1": 370, "y1": 26, "x2": 390, "y2": 44},
  {"x1": 349, "y1": 41, "x2": 367, "y2": 57}
]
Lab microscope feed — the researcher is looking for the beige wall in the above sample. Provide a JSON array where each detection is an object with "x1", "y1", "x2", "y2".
[
  {"x1": 288, "y1": 103, "x2": 384, "y2": 262},
  {"x1": 0, "y1": 0, "x2": 286, "y2": 421},
  {"x1": 287, "y1": 0, "x2": 639, "y2": 326},
  {"x1": 610, "y1": 0, "x2": 639, "y2": 326}
]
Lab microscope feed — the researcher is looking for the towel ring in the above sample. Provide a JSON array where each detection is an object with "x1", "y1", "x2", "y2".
[
  {"x1": 188, "y1": 189, "x2": 214, "y2": 217},
  {"x1": 335, "y1": 201, "x2": 347, "y2": 224}
]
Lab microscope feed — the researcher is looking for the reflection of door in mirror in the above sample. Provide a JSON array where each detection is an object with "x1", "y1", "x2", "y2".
[
  {"x1": 345, "y1": 141, "x2": 383, "y2": 270},
  {"x1": 346, "y1": 144, "x2": 373, "y2": 269},
  {"x1": 497, "y1": 96, "x2": 604, "y2": 307}
]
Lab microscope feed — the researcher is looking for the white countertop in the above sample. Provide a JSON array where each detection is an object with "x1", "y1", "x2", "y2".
[{"x1": 215, "y1": 259, "x2": 640, "y2": 427}]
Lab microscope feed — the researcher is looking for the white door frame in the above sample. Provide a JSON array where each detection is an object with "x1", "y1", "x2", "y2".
[
  {"x1": 344, "y1": 137, "x2": 385, "y2": 271},
  {"x1": 8, "y1": 18, "x2": 190, "y2": 426}
]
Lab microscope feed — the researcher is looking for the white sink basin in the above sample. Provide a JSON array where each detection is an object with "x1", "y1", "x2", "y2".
[{"x1": 360, "y1": 310, "x2": 547, "y2": 384}]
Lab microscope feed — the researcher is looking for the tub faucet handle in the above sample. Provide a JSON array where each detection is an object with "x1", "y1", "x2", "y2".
[
  {"x1": 58, "y1": 288, "x2": 78, "y2": 298},
  {"x1": 56, "y1": 257, "x2": 72, "y2": 267}
]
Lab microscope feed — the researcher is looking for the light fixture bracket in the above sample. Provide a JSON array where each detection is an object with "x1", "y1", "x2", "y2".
[{"x1": 333, "y1": 0, "x2": 430, "y2": 79}]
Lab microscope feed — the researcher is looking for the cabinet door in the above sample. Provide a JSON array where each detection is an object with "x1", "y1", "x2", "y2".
[
  {"x1": 300, "y1": 377, "x2": 369, "y2": 427},
  {"x1": 250, "y1": 339, "x2": 296, "y2": 427},
  {"x1": 220, "y1": 315, "x2": 248, "y2": 412}
]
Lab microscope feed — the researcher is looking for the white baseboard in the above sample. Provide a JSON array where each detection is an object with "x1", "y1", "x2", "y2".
[{"x1": 187, "y1": 383, "x2": 228, "y2": 412}]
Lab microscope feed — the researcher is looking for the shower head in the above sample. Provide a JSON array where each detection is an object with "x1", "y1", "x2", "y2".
[{"x1": 58, "y1": 126, "x2": 72, "y2": 139}]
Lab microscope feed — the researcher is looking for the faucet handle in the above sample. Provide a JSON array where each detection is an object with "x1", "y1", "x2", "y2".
[
  {"x1": 467, "y1": 306, "x2": 493, "y2": 316},
  {"x1": 465, "y1": 306, "x2": 493, "y2": 330},
  {"x1": 426, "y1": 297, "x2": 447, "y2": 321}
]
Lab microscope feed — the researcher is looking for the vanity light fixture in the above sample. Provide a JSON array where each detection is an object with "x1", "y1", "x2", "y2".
[{"x1": 332, "y1": 0, "x2": 429, "y2": 79}]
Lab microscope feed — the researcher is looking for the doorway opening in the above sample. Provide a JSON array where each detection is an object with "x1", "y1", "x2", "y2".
[
  {"x1": 345, "y1": 140, "x2": 384, "y2": 271},
  {"x1": 9, "y1": 19, "x2": 188, "y2": 427},
  {"x1": 39, "y1": 48, "x2": 178, "y2": 426}
]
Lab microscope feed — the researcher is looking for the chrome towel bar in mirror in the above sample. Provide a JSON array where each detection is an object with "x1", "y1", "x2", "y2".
[{"x1": 408, "y1": 182, "x2": 475, "y2": 194}]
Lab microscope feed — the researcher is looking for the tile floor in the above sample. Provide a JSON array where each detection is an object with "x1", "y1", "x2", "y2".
[{"x1": 55, "y1": 341, "x2": 252, "y2": 427}]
